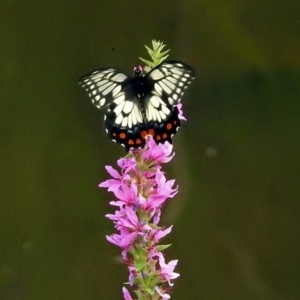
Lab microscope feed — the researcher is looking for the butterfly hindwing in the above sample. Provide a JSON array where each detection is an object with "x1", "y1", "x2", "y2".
[
  {"x1": 104, "y1": 92, "x2": 146, "y2": 150},
  {"x1": 147, "y1": 106, "x2": 181, "y2": 146},
  {"x1": 104, "y1": 106, "x2": 181, "y2": 151}
]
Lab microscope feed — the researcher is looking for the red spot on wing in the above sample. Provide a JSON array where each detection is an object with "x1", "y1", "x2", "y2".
[
  {"x1": 148, "y1": 129, "x2": 155, "y2": 136},
  {"x1": 166, "y1": 123, "x2": 172, "y2": 130},
  {"x1": 141, "y1": 130, "x2": 148, "y2": 138},
  {"x1": 119, "y1": 132, "x2": 126, "y2": 139}
]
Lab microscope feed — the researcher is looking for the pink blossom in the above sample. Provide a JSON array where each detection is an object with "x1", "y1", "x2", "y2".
[
  {"x1": 106, "y1": 228, "x2": 139, "y2": 249},
  {"x1": 158, "y1": 252, "x2": 180, "y2": 286},
  {"x1": 141, "y1": 136, "x2": 174, "y2": 164},
  {"x1": 122, "y1": 287, "x2": 133, "y2": 300},
  {"x1": 154, "y1": 286, "x2": 171, "y2": 300},
  {"x1": 176, "y1": 103, "x2": 187, "y2": 121},
  {"x1": 152, "y1": 226, "x2": 173, "y2": 241}
]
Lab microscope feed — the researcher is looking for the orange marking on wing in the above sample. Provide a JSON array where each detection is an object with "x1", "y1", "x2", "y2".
[
  {"x1": 166, "y1": 123, "x2": 172, "y2": 130},
  {"x1": 156, "y1": 135, "x2": 161, "y2": 141},
  {"x1": 141, "y1": 130, "x2": 148, "y2": 138},
  {"x1": 162, "y1": 133, "x2": 168, "y2": 139},
  {"x1": 173, "y1": 120, "x2": 177, "y2": 125},
  {"x1": 128, "y1": 139, "x2": 134, "y2": 145},
  {"x1": 136, "y1": 139, "x2": 142, "y2": 145},
  {"x1": 119, "y1": 132, "x2": 126, "y2": 139},
  {"x1": 112, "y1": 132, "x2": 117, "y2": 137},
  {"x1": 148, "y1": 129, "x2": 155, "y2": 136}
]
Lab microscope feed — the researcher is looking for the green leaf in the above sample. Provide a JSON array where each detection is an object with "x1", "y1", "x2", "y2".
[
  {"x1": 134, "y1": 259, "x2": 146, "y2": 271},
  {"x1": 144, "y1": 286, "x2": 155, "y2": 295},
  {"x1": 156, "y1": 244, "x2": 172, "y2": 251},
  {"x1": 139, "y1": 40, "x2": 170, "y2": 70}
]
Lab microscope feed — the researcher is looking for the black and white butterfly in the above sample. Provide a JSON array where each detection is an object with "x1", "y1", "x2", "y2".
[{"x1": 79, "y1": 61, "x2": 195, "y2": 151}]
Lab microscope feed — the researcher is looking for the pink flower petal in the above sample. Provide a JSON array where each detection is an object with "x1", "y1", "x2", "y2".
[{"x1": 122, "y1": 287, "x2": 133, "y2": 300}]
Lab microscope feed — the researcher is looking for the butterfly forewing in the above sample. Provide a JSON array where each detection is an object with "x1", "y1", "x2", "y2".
[
  {"x1": 144, "y1": 61, "x2": 195, "y2": 123},
  {"x1": 79, "y1": 68, "x2": 130, "y2": 109},
  {"x1": 146, "y1": 61, "x2": 195, "y2": 104}
]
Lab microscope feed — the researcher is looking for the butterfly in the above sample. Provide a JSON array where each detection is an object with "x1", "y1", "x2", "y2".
[{"x1": 79, "y1": 61, "x2": 195, "y2": 151}]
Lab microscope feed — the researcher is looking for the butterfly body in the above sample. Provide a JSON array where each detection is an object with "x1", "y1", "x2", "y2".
[{"x1": 79, "y1": 61, "x2": 195, "y2": 151}]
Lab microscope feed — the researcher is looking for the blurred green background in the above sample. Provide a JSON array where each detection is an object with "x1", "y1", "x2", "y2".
[{"x1": 1, "y1": 0, "x2": 300, "y2": 299}]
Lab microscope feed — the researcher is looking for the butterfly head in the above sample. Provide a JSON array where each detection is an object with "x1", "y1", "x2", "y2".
[{"x1": 133, "y1": 65, "x2": 144, "y2": 78}]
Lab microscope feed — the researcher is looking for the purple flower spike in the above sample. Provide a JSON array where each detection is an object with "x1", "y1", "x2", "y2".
[{"x1": 101, "y1": 136, "x2": 181, "y2": 299}]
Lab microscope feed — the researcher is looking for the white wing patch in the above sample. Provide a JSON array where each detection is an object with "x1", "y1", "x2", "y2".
[
  {"x1": 111, "y1": 73, "x2": 127, "y2": 82},
  {"x1": 79, "y1": 68, "x2": 128, "y2": 109},
  {"x1": 146, "y1": 95, "x2": 171, "y2": 123},
  {"x1": 112, "y1": 98, "x2": 143, "y2": 128},
  {"x1": 149, "y1": 69, "x2": 164, "y2": 80},
  {"x1": 154, "y1": 83, "x2": 163, "y2": 96}
]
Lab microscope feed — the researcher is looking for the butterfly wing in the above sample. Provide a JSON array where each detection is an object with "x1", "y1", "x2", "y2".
[
  {"x1": 104, "y1": 88, "x2": 148, "y2": 150},
  {"x1": 142, "y1": 61, "x2": 195, "y2": 144},
  {"x1": 79, "y1": 68, "x2": 130, "y2": 109},
  {"x1": 79, "y1": 68, "x2": 147, "y2": 150},
  {"x1": 145, "y1": 61, "x2": 195, "y2": 108}
]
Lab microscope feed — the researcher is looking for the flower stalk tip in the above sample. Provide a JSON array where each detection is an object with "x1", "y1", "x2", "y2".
[{"x1": 139, "y1": 40, "x2": 170, "y2": 72}]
